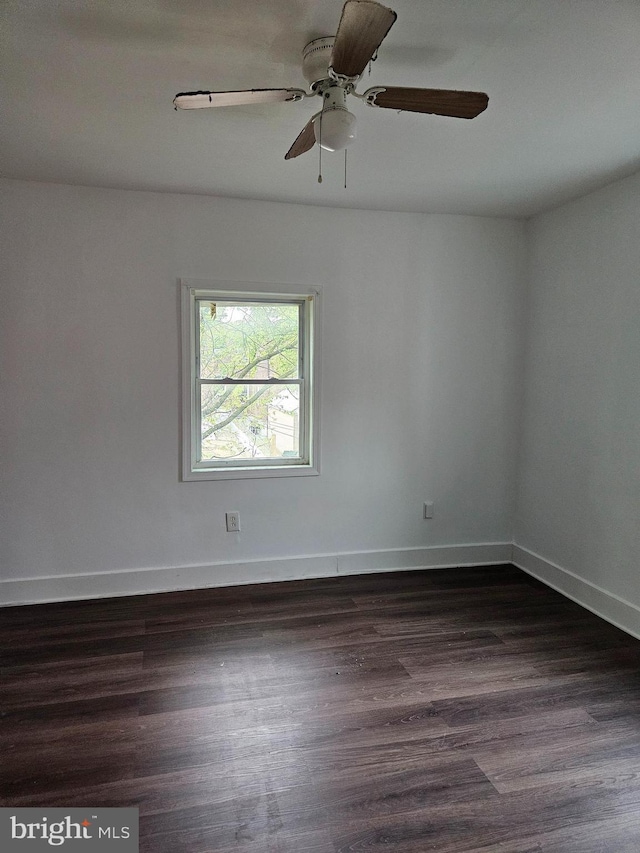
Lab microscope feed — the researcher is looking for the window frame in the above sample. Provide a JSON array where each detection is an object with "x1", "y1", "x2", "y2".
[{"x1": 180, "y1": 280, "x2": 321, "y2": 481}]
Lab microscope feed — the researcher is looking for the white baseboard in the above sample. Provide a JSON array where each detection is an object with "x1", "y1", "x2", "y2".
[
  {"x1": 6, "y1": 543, "x2": 640, "y2": 644},
  {"x1": 336, "y1": 544, "x2": 513, "y2": 576},
  {"x1": 0, "y1": 542, "x2": 513, "y2": 606},
  {"x1": 512, "y1": 543, "x2": 640, "y2": 641}
]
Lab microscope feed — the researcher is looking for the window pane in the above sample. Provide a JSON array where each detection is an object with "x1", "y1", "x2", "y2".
[
  {"x1": 198, "y1": 301, "x2": 300, "y2": 380},
  {"x1": 200, "y1": 383, "x2": 301, "y2": 461}
]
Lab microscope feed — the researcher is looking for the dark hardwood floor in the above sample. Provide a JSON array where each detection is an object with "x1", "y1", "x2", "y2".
[{"x1": 3, "y1": 565, "x2": 640, "y2": 852}]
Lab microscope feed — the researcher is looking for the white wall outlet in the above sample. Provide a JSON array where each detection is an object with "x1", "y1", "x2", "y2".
[
  {"x1": 423, "y1": 502, "x2": 434, "y2": 519},
  {"x1": 226, "y1": 512, "x2": 241, "y2": 532}
]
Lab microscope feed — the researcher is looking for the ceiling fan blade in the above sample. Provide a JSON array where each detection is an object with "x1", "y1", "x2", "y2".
[
  {"x1": 284, "y1": 117, "x2": 317, "y2": 160},
  {"x1": 363, "y1": 86, "x2": 489, "y2": 118},
  {"x1": 174, "y1": 88, "x2": 307, "y2": 109},
  {"x1": 331, "y1": 0, "x2": 397, "y2": 78}
]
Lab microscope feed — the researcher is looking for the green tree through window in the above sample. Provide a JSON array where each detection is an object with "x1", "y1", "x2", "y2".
[{"x1": 198, "y1": 301, "x2": 301, "y2": 461}]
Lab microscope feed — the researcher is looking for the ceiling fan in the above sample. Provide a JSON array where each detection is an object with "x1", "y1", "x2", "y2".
[{"x1": 173, "y1": 0, "x2": 489, "y2": 160}]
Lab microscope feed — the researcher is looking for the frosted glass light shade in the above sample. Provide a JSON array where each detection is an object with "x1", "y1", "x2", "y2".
[{"x1": 314, "y1": 108, "x2": 357, "y2": 152}]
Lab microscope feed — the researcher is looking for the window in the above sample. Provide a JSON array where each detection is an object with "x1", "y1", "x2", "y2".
[{"x1": 181, "y1": 281, "x2": 320, "y2": 480}]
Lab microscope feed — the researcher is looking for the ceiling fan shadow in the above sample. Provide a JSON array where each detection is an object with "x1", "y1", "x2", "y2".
[
  {"x1": 380, "y1": 45, "x2": 458, "y2": 71},
  {"x1": 58, "y1": 8, "x2": 178, "y2": 46},
  {"x1": 58, "y1": 0, "x2": 308, "y2": 64}
]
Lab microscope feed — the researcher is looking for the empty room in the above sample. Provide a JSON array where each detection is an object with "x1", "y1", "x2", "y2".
[{"x1": 1, "y1": 1, "x2": 640, "y2": 851}]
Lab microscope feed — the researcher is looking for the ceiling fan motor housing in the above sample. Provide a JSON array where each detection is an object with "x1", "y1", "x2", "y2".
[
  {"x1": 321, "y1": 86, "x2": 350, "y2": 112},
  {"x1": 302, "y1": 37, "x2": 336, "y2": 88}
]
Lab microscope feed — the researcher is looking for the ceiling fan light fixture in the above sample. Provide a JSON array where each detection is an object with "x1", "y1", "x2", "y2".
[{"x1": 314, "y1": 107, "x2": 357, "y2": 152}]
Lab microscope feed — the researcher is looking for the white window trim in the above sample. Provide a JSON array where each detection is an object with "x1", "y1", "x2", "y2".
[{"x1": 180, "y1": 279, "x2": 321, "y2": 481}]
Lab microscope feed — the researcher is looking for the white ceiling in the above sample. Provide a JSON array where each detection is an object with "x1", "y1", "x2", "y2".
[{"x1": 2, "y1": 0, "x2": 640, "y2": 217}]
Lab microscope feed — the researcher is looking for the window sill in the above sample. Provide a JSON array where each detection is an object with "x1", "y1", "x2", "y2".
[{"x1": 182, "y1": 464, "x2": 320, "y2": 482}]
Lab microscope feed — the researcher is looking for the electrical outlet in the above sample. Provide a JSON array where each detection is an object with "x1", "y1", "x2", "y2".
[
  {"x1": 423, "y1": 502, "x2": 434, "y2": 519},
  {"x1": 226, "y1": 512, "x2": 241, "y2": 532}
]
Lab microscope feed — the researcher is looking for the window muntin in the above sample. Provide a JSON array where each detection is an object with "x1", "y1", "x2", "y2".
[{"x1": 182, "y1": 283, "x2": 319, "y2": 480}]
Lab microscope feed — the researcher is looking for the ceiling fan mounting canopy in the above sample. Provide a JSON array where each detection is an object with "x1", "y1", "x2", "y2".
[
  {"x1": 302, "y1": 37, "x2": 337, "y2": 89},
  {"x1": 173, "y1": 0, "x2": 489, "y2": 161}
]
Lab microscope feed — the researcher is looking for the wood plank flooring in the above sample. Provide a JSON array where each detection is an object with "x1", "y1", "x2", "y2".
[{"x1": 3, "y1": 565, "x2": 640, "y2": 852}]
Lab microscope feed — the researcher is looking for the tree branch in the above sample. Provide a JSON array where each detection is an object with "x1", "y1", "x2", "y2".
[
  {"x1": 200, "y1": 339, "x2": 297, "y2": 418},
  {"x1": 202, "y1": 360, "x2": 297, "y2": 440},
  {"x1": 202, "y1": 385, "x2": 270, "y2": 438}
]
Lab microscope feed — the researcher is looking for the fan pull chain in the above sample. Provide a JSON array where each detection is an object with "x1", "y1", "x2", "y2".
[
  {"x1": 317, "y1": 111, "x2": 323, "y2": 183},
  {"x1": 344, "y1": 149, "x2": 348, "y2": 189},
  {"x1": 318, "y1": 97, "x2": 327, "y2": 184}
]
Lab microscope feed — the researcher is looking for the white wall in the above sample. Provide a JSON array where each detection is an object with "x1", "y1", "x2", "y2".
[
  {"x1": 514, "y1": 170, "x2": 640, "y2": 631},
  {"x1": 0, "y1": 179, "x2": 524, "y2": 602}
]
